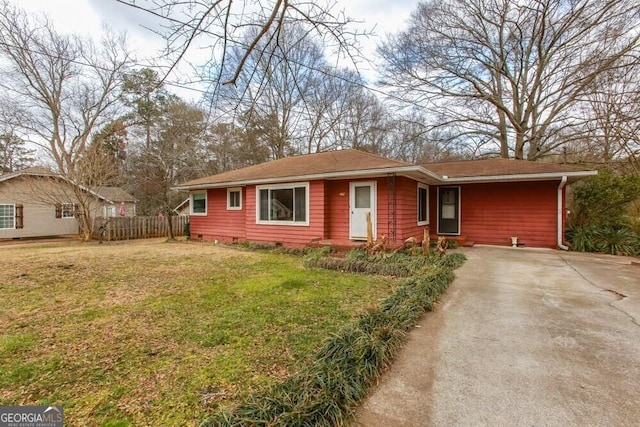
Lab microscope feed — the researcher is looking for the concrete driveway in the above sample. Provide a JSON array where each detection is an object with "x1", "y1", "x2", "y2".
[{"x1": 357, "y1": 246, "x2": 640, "y2": 426}]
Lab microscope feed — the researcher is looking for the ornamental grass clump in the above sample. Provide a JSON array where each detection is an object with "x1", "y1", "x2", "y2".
[{"x1": 204, "y1": 250, "x2": 465, "y2": 426}]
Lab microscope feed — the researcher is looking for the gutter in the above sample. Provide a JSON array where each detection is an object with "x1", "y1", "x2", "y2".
[
  {"x1": 557, "y1": 176, "x2": 569, "y2": 250},
  {"x1": 440, "y1": 170, "x2": 597, "y2": 184}
]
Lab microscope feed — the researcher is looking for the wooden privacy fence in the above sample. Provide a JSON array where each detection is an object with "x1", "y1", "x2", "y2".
[{"x1": 92, "y1": 216, "x2": 189, "y2": 241}]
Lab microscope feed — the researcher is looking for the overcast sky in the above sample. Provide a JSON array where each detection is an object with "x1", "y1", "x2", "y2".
[{"x1": 16, "y1": 0, "x2": 417, "y2": 100}]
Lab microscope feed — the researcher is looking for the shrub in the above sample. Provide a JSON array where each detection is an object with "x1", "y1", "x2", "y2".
[
  {"x1": 570, "y1": 169, "x2": 640, "y2": 229},
  {"x1": 568, "y1": 226, "x2": 640, "y2": 255},
  {"x1": 598, "y1": 228, "x2": 639, "y2": 256},
  {"x1": 568, "y1": 225, "x2": 604, "y2": 252}
]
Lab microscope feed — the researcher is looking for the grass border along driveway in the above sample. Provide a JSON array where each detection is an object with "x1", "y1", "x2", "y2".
[{"x1": 205, "y1": 248, "x2": 465, "y2": 426}]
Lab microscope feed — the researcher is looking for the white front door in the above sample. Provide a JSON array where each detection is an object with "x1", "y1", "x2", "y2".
[{"x1": 349, "y1": 181, "x2": 376, "y2": 240}]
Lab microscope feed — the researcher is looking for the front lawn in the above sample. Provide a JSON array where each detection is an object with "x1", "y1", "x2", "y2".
[{"x1": 0, "y1": 240, "x2": 396, "y2": 426}]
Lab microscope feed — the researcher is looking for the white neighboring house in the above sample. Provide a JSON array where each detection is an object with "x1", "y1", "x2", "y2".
[{"x1": 0, "y1": 167, "x2": 136, "y2": 240}]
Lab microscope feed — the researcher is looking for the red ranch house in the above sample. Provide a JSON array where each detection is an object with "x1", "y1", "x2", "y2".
[{"x1": 175, "y1": 150, "x2": 596, "y2": 249}]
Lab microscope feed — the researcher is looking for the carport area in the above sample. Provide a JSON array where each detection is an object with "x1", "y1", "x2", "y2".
[{"x1": 358, "y1": 246, "x2": 640, "y2": 426}]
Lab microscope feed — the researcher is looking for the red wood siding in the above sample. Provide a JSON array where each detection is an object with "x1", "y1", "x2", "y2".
[
  {"x1": 393, "y1": 176, "x2": 429, "y2": 244},
  {"x1": 325, "y1": 177, "x2": 428, "y2": 245},
  {"x1": 325, "y1": 180, "x2": 350, "y2": 240},
  {"x1": 189, "y1": 188, "x2": 246, "y2": 242},
  {"x1": 189, "y1": 176, "x2": 429, "y2": 247},
  {"x1": 430, "y1": 181, "x2": 561, "y2": 248},
  {"x1": 325, "y1": 178, "x2": 391, "y2": 242}
]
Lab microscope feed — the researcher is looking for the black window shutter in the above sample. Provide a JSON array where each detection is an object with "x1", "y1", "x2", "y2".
[
  {"x1": 55, "y1": 203, "x2": 62, "y2": 218},
  {"x1": 15, "y1": 204, "x2": 23, "y2": 229}
]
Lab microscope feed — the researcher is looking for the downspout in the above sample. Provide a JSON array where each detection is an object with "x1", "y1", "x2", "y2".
[{"x1": 557, "y1": 176, "x2": 569, "y2": 250}]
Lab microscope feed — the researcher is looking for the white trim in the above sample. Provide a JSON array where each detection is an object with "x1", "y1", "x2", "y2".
[
  {"x1": 103, "y1": 205, "x2": 117, "y2": 218},
  {"x1": 174, "y1": 166, "x2": 440, "y2": 190},
  {"x1": 173, "y1": 165, "x2": 597, "y2": 191},
  {"x1": 440, "y1": 170, "x2": 597, "y2": 184},
  {"x1": 417, "y1": 183, "x2": 429, "y2": 226},
  {"x1": 227, "y1": 187, "x2": 242, "y2": 210},
  {"x1": 190, "y1": 192, "x2": 207, "y2": 216},
  {"x1": 0, "y1": 203, "x2": 16, "y2": 230},
  {"x1": 437, "y1": 186, "x2": 461, "y2": 236},
  {"x1": 61, "y1": 203, "x2": 76, "y2": 219},
  {"x1": 255, "y1": 182, "x2": 310, "y2": 226},
  {"x1": 349, "y1": 181, "x2": 377, "y2": 240}
]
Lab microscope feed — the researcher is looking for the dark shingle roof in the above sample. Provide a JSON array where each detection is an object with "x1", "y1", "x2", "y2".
[
  {"x1": 422, "y1": 158, "x2": 593, "y2": 178},
  {"x1": 93, "y1": 187, "x2": 137, "y2": 203},
  {"x1": 178, "y1": 149, "x2": 413, "y2": 188},
  {"x1": 176, "y1": 150, "x2": 596, "y2": 190}
]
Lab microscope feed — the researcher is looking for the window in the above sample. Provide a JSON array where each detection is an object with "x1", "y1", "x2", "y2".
[
  {"x1": 227, "y1": 188, "x2": 242, "y2": 210},
  {"x1": 190, "y1": 192, "x2": 207, "y2": 215},
  {"x1": 55, "y1": 203, "x2": 77, "y2": 219},
  {"x1": 0, "y1": 204, "x2": 15, "y2": 229},
  {"x1": 417, "y1": 184, "x2": 429, "y2": 225},
  {"x1": 104, "y1": 206, "x2": 116, "y2": 218},
  {"x1": 256, "y1": 183, "x2": 308, "y2": 225}
]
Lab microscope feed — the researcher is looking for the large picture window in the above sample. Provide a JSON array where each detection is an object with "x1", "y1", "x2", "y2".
[
  {"x1": 190, "y1": 192, "x2": 207, "y2": 215},
  {"x1": 256, "y1": 183, "x2": 308, "y2": 225},
  {"x1": 417, "y1": 184, "x2": 429, "y2": 225},
  {"x1": 0, "y1": 204, "x2": 15, "y2": 229}
]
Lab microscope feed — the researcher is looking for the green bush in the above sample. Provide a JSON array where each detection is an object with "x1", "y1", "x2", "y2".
[
  {"x1": 598, "y1": 228, "x2": 639, "y2": 256},
  {"x1": 568, "y1": 169, "x2": 640, "y2": 256},
  {"x1": 203, "y1": 250, "x2": 465, "y2": 426},
  {"x1": 568, "y1": 226, "x2": 639, "y2": 255},
  {"x1": 568, "y1": 225, "x2": 604, "y2": 252},
  {"x1": 570, "y1": 169, "x2": 640, "y2": 229}
]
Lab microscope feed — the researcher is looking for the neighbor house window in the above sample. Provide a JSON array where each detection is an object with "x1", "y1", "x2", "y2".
[
  {"x1": 227, "y1": 188, "x2": 242, "y2": 210},
  {"x1": 417, "y1": 184, "x2": 429, "y2": 225},
  {"x1": 0, "y1": 204, "x2": 15, "y2": 229},
  {"x1": 55, "y1": 203, "x2": 77, "y2": 219},
  {"x1": 190, "y1": 192, "x2": 207, "y2": 215},
  {"x1": 103, "y1": 206, "x2": 116, "y2": 218},
  {"x1": 256, "y1": 183, "x2": 308, "y2": 225}
]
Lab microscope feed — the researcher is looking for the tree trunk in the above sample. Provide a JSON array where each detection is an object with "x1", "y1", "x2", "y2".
[
  {"x1": 166, "y1": 209, "x2": 175, "y2": 240},
  {"x1": 514, "y1": 131, "x2": 525, "y2": 160},
  {"x1": 498, "y1": 109, "x2": 509, "y2": 158}
]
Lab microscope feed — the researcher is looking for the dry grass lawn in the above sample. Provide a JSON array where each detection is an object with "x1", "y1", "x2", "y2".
[{"x1": 0, "y1": 239, "x2": 396, "y2": 426}]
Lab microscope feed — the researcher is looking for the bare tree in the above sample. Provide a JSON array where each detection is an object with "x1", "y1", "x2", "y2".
[
  {"x1": 378, "y1": 0, "x2": 640, "y2": 160},
  {"x1": 578, "y1": 61, "x2": 640, "y2": 173},
  {"x1": 384, "y1": 111, "x2": 472, "y2": 163},
  {"x1": 0, "y1": 1, "x2": 131, "y2": 239},
  {"x1": 116, "y1": 0, "x2": 366, "y2": 88},
  {"x1": 203, "y1": 122, "x2": 271, "y2": 172},
  {"x1": 0, "y1": 100, "x2": 35, "y2": 173},
  {"x1": 332, "y1": 88, "x2": 390, "y2": 154},
  {"x1": 128, "y1": 99, "x2": 207, "y2": 237},
  {"x1": 217, "y1": 25, "x2": 328, "y2": 159}
]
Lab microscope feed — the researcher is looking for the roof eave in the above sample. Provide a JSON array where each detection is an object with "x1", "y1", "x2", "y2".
[
  {"x1": 173, "y1": 166, "x2": 442, "y2": 191},
  {"x1": 440, "y1": 170, "x2": 597, "y2": 183}
]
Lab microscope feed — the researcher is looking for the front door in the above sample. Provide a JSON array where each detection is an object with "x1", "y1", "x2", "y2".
[
  {"x1": 350, "y1": 181, "x2": 376, "y2": 240},
  {"x1": 438, "y1": 187, "x2": 460, "y2": 235}
]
